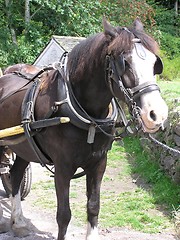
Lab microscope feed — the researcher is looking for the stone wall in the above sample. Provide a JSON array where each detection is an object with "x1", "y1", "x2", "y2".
[{"x1": 140, "y1": 98, "x2": 180, "y2": 184}]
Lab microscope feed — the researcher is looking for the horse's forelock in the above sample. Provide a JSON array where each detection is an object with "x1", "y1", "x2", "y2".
[
  {"x1": 107, "y1": 29, "x2": 134, "y2": 55},
  {"x1": 107, "y1": 26, "x2": 158, "y2": 57},
  {"x1": 130, "y1": 28, "x2": 159, "y2": 55}
]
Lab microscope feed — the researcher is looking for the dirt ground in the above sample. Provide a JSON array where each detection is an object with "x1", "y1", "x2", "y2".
[{"x1": 0, "y1": 163, "x2": 179, "y2": 240}]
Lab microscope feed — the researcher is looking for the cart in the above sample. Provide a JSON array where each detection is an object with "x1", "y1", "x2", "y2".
[{"x1": 0, "y1": 147, "x2": 32, "y2": 199}]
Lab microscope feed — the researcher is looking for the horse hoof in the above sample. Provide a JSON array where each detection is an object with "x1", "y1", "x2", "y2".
[
  {"x1": 0, "y1": 219, "x2": 10, "y2": 233},
  {"x1": 12, "y1": 224, "x2": 31, "y2": 237}
]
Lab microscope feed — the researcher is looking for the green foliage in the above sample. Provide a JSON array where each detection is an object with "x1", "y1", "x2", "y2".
[
  {"x1": 0, "y1": 50, "x2": 9, "y2": 67},
  {"x1": 155, "y1": 7, "x2": 179, "y2": 36},
  {"x1": 160, "y1": 53, "x2": 180, "y2": 81},
  {"x1": 56, "y1": 0, "x2": 104, "y2": 36},
  {"x1": 147, "y1": 1, "x2": 179, "y2": 62},
  {"x1": 159, "y1": 32, "x2": 180, "y2": 80},
  {"x1": 101, "y1": 0, "x2": 156, "y2": 31},
  {"x1": 150, "y1": 3, "x2": 180, "y2": 80},
  {"x1": 0, "y1": 0, "x2": 158, "y2": 67},
  {"x1": 160, "y1": 33, "x2": 180, "y2": 57},
  {"x1": 0, "y1": 0, "x2": 178, "y2": 68}
]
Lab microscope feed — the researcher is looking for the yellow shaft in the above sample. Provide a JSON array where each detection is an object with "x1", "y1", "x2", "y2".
[
  {"x1": 0, "y1": 125, "x2": 24, "y2": 139},
  {"x1": 0, "y1": 117, "x2": 70, "y2": 139}
]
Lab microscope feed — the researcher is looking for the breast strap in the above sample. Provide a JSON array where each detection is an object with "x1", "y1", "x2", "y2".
[{"x1": 55, "y1": 73, "x2": 118, "y2": 133}]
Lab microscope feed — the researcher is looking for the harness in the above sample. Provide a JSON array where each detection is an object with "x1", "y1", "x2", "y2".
[
  {"x1": 105, "y1": 52, "x2": 160, "y2": 133},
  {"x1": 18, "y1": 53, "x2": 119, "y2": 172},
  {"x1": 54, "y1": 58, "x2": 118, "y2": 143},
  {"x1": 2, "y1": 43, "x2": 178, "y2": 178}
]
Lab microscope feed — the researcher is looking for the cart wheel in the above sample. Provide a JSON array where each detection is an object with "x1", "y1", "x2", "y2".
[{"x1": 1, "y1": 150, "x2": 32, "y2": 200}]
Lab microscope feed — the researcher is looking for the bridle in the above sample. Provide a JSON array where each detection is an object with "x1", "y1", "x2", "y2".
[{"x1": 105, "y1": 43, "x2": 161, "y2": 133}]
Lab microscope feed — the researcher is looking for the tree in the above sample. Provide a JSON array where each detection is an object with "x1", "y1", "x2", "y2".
[
  {"x1": 25, "y1": 0, "x2": 30, "y2": 25},
  {"x1": 0, "y1": 0, "x2": 177, "y2": 66},
  {"x1": 4, "y1": 0, "x2": 17, "y2": 46},
  {"x1": 174, "y1": 0, "x2": 178, "y2": 16}
]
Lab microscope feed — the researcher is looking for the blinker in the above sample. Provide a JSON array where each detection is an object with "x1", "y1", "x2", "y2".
[
  {"x1": 114, "y1": 55, "x2": 125, "y2": 77},
  {"x1": 154, "y1": 56, "x2": 163, "y2": 75}
]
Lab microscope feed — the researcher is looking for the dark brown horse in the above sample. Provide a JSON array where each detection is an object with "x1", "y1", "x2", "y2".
[{"x1": 0, "y1": 18, "x2": 168, "y2": 240}]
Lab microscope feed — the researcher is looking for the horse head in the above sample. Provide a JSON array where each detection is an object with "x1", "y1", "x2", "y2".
[{"x1": 103, "y1": 18, "x2": 168, "y2": 133}]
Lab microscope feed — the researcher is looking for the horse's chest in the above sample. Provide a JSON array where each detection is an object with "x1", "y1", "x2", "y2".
[
  {"x1": 65, "y1": 126, "x2": 110, "y2": 148},
  {"x1": 65, "y1": 130, "x2": 112, "y2": 164}
]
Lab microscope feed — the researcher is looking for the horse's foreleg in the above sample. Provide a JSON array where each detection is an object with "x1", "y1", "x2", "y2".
[
  {"x1": 54, "y1": 167, "x2": 71, "y2": 240},
  {"x1": 10, "y1": 156, "x2": 30, "y2": 237},
  {"x1": 86, "y1": 155, "x2": 107, "y2": 240}
]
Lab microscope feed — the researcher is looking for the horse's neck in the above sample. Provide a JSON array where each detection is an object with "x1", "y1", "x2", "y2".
[
  {"x1": 71, "y1": 71, "x2": 112, "y2": 119},
  {"x1": 68, "y1": 34, "x2": 113, "y2": 118}
]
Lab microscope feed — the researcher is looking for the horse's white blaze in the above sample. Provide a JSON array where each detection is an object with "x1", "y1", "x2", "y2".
[
  {"x1": 131, "y1": 43, "x2": 168, "y2": 132},
  {"x1": 86, "y1": 222, "x2": 100, "y2": 240},
  {"x1": 132, "y1": 43, "x2": 156, "y2": 85}
]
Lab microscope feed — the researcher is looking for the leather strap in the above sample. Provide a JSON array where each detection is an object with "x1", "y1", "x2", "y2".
[{"x1": 128, "y1": 82, "x2": 160, "y2": 100}]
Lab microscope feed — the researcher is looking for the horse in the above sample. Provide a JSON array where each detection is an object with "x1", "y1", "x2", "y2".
[{"x1": 0, "y1": 18, "x2": 168, "y2": 240}]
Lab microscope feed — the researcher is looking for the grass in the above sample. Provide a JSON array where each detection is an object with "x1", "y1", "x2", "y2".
[
  {"x1": 30, "y1": 139, "x2": 179, "y2": 233},
  {"x1": 31, "y1": 180, "x2": 57, "y2": 209},
  {"x1": 29, "y1": 79, "x2": 180, "y2": 234},
  {"x1": 103, "y1": 136, "x2": 179, "y2": 233},
  {"x1": 123, "y1": 137, "x2": 180, "y2": 208},
  {"x1": 100, "y1": 189, "x2": 171, "y2": 233},
  {"x1": 158, "y1": 80, "x2": 180, "y2": 104}
]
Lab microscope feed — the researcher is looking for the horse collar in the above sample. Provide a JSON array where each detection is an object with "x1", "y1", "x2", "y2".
[{"x1": 55, "y1": 73, "x2": 118, "y2": 143}]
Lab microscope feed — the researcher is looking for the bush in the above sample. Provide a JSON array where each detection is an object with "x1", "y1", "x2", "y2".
[
  {"x1": 160, "y1": 53, "x2": 180, "y2": 81},
  {"x1": 154, "y1": 7, "x2": 179, "y2": 37},
  {"x1": 158, "y1": 31, "x2": 180, "y2": 81},
  {"x1": 160, "y1": 32, "x2": 180, "y2": 58},
  {"x1": 0, "y1": 50, "x2": 9, "y2": 68}
]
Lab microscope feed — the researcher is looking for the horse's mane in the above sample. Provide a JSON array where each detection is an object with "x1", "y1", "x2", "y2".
[
  {"x1": 68, "y1": 23, "x2": 159, "y2": 83},
  {"x1": 67, "y1": 33, "x2": 108, "y2": 83}
]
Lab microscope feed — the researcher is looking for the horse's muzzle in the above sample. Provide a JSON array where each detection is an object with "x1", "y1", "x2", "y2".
[{"x1": 139, "y1": 91, "x2": 168, "y2": 133}]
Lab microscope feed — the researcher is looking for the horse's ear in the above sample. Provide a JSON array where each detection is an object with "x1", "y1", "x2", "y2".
[
  {"x1": 103, "y1": 17, "x2": 117, "y2": 38},
  {"x1": 133, "y1": 17, "x2": 144, "y2": 31}
]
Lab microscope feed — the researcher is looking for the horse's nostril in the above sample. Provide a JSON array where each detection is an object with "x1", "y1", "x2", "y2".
[{"x1": 150, "y1": 110, "x2": 157, "y2": 121}]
